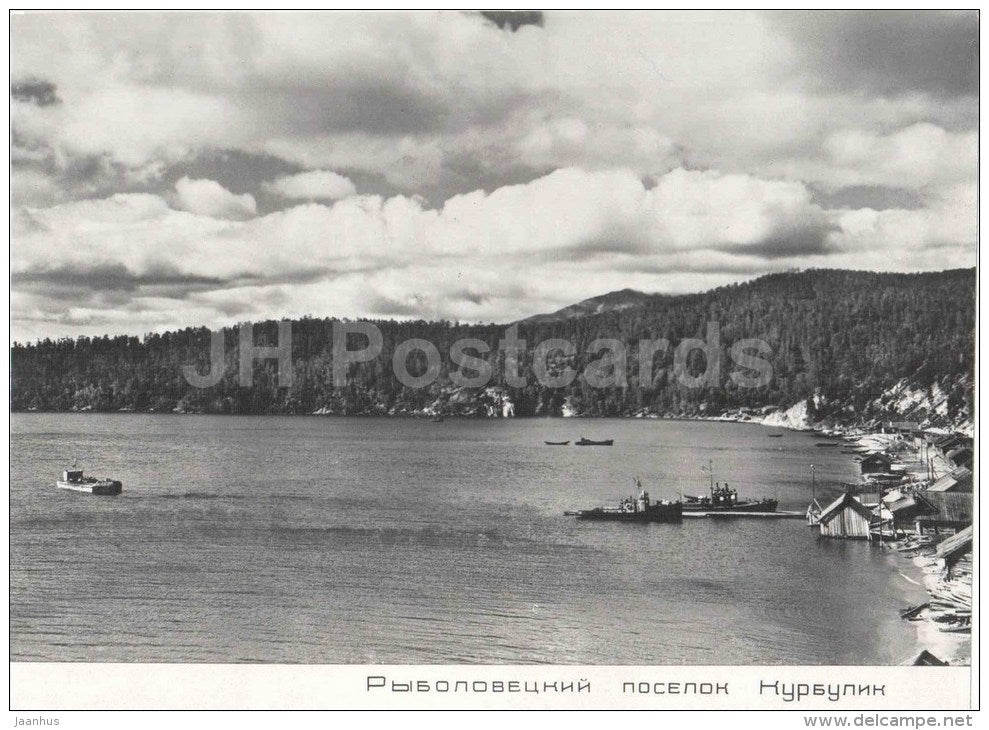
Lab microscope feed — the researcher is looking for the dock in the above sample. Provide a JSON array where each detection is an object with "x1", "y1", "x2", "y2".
[{"x1": 682, "y1": 510, "x2": 805, "y2": 519}]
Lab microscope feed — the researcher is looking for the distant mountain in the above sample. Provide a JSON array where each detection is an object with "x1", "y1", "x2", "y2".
[
  {"x1": 522, "y1": 288, "x2": 659, "y2": 324},
  {"x1": 11, "y1": 268, "x2": 976, "y2": 431}
]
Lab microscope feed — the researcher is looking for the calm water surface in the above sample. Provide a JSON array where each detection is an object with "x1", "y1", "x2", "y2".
[{"x1": 10, "y1": 414, "x2": 926, "y2": 664}]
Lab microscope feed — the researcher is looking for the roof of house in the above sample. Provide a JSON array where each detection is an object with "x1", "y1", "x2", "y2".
[
  {"x1": 861, "y1": 452, "x2": 892, "y2": 464},
  {"x1": 918, "y1": 492, "x2": 974, "y2": 525},
  {"x1": 935, "y1": 434, "x2": 965, "y2": 450},
  {"x1": 927, "y1": 467, "x2": 973, "y2": 493},
  {"x1": 886, "y1": 493, "x2": 925, "y2": 515},
  {"x1": 819, "y1": 492, "x2": 875, "y2": 523},
  {"x1": 907, "y1": 650, "x2": 950, "y2": 666},
  {"x1": 935, "y1": 525, "x2": 973, "y2": 561}
]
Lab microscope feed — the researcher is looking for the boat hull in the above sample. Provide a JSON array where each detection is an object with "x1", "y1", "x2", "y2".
[
  {"x1": 56, "y1": 480, "x2": 122, "y2": 495},
  {"x1": 682, "y1": 499, "x2": 778, "y2": 513},
  {"x1": 569, "y1": 504, "x2": 682, "y2": 523}
]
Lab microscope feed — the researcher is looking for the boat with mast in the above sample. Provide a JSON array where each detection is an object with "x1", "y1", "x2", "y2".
[
  {"x1": 565, "y1": 478, "x2": 682, "y2": 523},
  {"x1": 681, "y1": 460, "x2": 778, "y2": 513}
]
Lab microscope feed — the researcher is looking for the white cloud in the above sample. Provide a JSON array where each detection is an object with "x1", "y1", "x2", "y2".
[
  {"x1": 11, "y1": 166, "x2": 976, "y2": 340},
  {"x1": 263, "y1": 170, "x2": 357, "y2": 201},
  {"x1": 819, "y1": 123, "x2": 977, "y2": 190},
  {"x1": 11, "y1": 13, "x2": 974, "y2": 198},
  {"x1": 173, "y1": 177, "x2": 257, "y2": 220},
  {"x1": 8, "y1": 13, "x2": 977, "y2": 339}
]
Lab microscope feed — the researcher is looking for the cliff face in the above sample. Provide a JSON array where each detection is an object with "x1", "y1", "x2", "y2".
[{"x1": 12, "y1": 268, "x2": 976, "y2": 430}]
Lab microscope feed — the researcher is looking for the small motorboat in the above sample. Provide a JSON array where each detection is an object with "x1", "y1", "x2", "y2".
[
  {"x1": 56, "y1": 469, "x2": 122, "y2": 496},
  {"x1": 544, "y1": 440, "x2": 570, "y2": 446},
  {"x1": 575, "y1": 437, "x2": 614, "y2": 446},
  {"x1": 767, "y1": 433, "x2": 784, "y2": 438}
]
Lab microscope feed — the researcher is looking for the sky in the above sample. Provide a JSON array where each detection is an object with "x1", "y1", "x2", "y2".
[{"x1": 10, "y1": 10, "x2": 979, "y2": 342}]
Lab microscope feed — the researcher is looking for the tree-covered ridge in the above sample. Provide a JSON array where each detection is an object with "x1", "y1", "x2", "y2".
[{"x1": 10, "y1": 268, "x2": 976, "y2": 426}]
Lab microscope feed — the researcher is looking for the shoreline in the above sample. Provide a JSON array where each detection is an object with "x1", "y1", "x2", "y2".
[
  {"x1": 849, "y1": 433, "x2": 972, "y2": 666},
  {"x1": 9, "y1": 406, "x2": 973, "y2": 437}
]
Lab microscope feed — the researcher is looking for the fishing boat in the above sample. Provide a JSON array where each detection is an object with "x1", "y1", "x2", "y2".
[
  {"x1": 544, "y1": 440, "x2": 570, "y2": 446},
  {"x1": 682, "y1": 484, "x2": 779, "y2": 513},
  {"x1": 56, "y1": 469, "x2": 122, "y2": 496},
  {"x1": 575, "y1": 437, "x2": 614, "y2": 446},
  {"x1": 566, "y1": 479, "x2": 681, "y2": 523}
]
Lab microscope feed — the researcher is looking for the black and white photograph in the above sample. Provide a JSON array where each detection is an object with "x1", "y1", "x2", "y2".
[{"x1": 8, "y1": 9, "x2": 978, "y2": 712}]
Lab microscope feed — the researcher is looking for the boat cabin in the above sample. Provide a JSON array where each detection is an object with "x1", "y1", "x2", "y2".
[
  {"x1": 61, "y1": 470, "x2": 84, "y2": 483},
  {"x1": 709, "y1": 483, "x2": 738, "y2": 507}
]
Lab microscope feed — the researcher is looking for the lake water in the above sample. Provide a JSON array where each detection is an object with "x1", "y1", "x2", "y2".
[{"x1": 10, "y1": 414, "x2": 927, "y2": 664}]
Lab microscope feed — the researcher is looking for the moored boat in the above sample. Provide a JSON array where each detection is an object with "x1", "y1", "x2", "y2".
[
  {"x1": 681, "y1": 483, "x2": 778, "y2": 513},
  {"x1": 56, "y1": 469, "x2": 122, "y2": 495},
  {"x1": 566, "y1": 479, "x2": 681, "y2": 523}
]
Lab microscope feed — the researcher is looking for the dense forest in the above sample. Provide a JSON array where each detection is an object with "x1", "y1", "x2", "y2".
[{"x1": 11, "y1": 268, "x2": 976, "y2": 427}]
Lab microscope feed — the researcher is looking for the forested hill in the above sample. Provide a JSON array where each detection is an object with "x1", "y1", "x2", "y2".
[{"x1": 11, "y1": 268, "x2": 976, "y2": 428}]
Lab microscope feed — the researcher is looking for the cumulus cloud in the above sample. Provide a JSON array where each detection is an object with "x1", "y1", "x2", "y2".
[
  {"x1": 173, "y1": 177, "x2": 257, "y2": 219},
  {"x1": 7, "y1": 12, "x2": 978, "y2": 339},
  {"x1": 11, "y1": 166, "x2": 977, "y2": 340},
  {"x1": 263, "y1": 170, "x2": 357, "y2": 201},
  {"x1": 820, "y1": 123, "x2": 977, "y2": 190}
]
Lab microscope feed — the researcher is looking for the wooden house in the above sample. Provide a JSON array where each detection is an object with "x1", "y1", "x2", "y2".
[
  {"x1": 915, "y1": 492, "x2": 973, "y2": 532},
  {"x1": 883, "y1": 490, "x2": 936, "y2": 531},
  {"x1": 860, "y1": 452, "x2": 893, "y2": 474},
  {"x1": 818, "y1": 492, "x2": 874, "y2": 540}
]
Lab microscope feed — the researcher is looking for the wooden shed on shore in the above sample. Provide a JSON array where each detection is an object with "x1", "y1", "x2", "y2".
[
  {"x1": 860, "y1": 453, "x2": 893, "y2": 474},
  {"x1": 818, "y1": 492, "x2": 874, "y2": 540},
  {"x1": 915, "y1": 492, "x2": 973, "y2": 532}
]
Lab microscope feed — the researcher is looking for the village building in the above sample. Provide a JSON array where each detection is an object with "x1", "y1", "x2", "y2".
[
  {"x1": 914, "y1": 492, "x2": 973, "y2": 533},
  {"x1": 860, "y1": 452, "x2": 893, "y2": 474},
  {"x1": 818, "y1": 492, "x2": 874, "y2": 540},
  {"x1": 881, "y1": 489, "x2": 936, "y2": 533}
]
